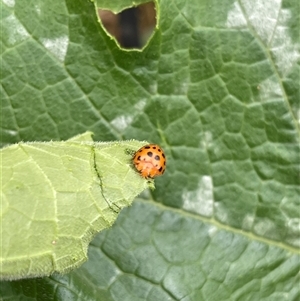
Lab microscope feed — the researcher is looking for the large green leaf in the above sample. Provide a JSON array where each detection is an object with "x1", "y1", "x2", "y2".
[{"x1": 1, "y1": 0, "x2": 299, "y2": 300}]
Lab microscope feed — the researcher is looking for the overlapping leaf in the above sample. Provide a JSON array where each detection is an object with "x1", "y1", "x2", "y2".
[{"x1": 0, "y1": 132, "x2": 151, "y2": 279}]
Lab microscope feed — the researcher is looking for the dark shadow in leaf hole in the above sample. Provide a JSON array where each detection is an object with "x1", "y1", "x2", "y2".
[{"x1": 98, "y1": 2, "x2": 156, "y2": 49}]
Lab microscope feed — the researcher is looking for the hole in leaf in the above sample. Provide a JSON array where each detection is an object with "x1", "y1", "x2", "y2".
[{"x1": 98, "y1": 2, "x2": 156, "y2": 50}]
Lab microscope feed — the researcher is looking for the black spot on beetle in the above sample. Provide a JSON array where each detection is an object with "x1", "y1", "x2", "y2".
[
  {"x1": 154, "y1": 155, "x2": 160, "y2": 160},
  {"x1": 158, "y1": 167, "x2": 163, "y2": 172},
  {"x1": 147, "y1": 151, "x2": 153, "y2": 157}
]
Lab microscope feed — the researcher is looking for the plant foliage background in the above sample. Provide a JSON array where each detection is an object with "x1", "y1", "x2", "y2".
[{"x1": 1, "y1": 0, "x2": 299, "y2": 300}]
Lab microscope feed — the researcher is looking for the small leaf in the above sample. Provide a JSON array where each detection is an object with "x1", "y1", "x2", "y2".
[{"x1": 0, "y1": 132, "x2": 151, "y2": 280}]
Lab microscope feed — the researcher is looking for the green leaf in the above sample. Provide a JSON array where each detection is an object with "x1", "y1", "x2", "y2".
[
  {"x1": 95, "y1": 0, "x2": 152, "y2": 12},
  {"x1": 1, "y1": 0, "x2": 299, "y2": 299},
  {"x1": 0, "y1": 132, "x2": 151, "y2": 280}
]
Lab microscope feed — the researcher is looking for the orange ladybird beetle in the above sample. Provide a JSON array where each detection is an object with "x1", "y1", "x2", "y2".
[{"x1": 133, "y1": 144, "x2": 166, "y2": 178}]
